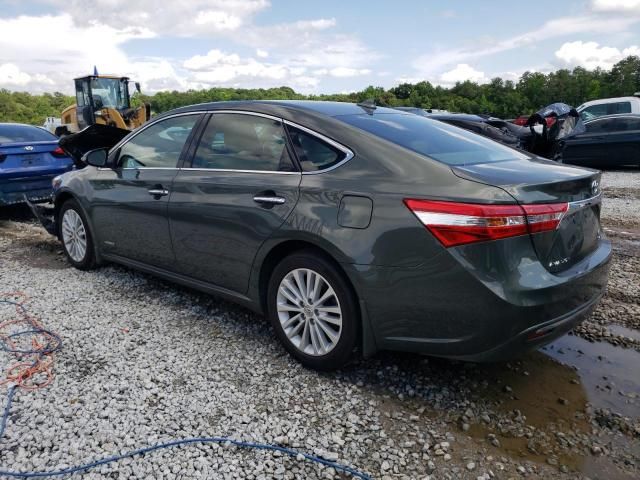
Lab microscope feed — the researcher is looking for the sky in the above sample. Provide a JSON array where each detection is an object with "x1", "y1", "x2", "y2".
[{"x1": 0, "y1": 0, "x2": 639, "y2": 95}]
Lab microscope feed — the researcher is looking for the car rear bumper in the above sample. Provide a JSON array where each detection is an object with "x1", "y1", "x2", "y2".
[
  {"x1": 0, "y1": 175, "x2": 58, "y2": 205},
  {"x1": 344, "y1": 235, "x2": 612, "y2": 361}
]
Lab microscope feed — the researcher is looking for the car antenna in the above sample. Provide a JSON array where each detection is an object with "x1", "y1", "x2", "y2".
[{"x1": 357, "y1": 98, "x2": 377, "y2": 114}]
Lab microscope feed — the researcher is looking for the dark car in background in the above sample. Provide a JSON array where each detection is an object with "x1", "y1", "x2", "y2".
[
  {"x1": 562, "y1": 114, "x2": 640, "y2": 168},
  {"x1": 0, "y1": 123, "x2": 73, "y2": 206},
  {"x1": 45, "y1": 101, "x2": 610, "y2": 370},
  {"x1": 428, "y1": 113, "x2": 526, "y2": 149}
]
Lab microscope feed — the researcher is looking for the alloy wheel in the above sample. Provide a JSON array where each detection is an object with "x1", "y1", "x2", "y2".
[
  {"x1": 276, "y1": 268, "x2": 342, "y2": 356},
  {"x1": 61, "y1": 209, "x2": 87, "y2": 263}
]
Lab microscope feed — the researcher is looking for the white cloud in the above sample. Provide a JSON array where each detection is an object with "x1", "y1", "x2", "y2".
[
  {"x1": 411, "y1": 11, "x2": 640, "y2": 78},
  {"x1": 256, "y1": 49, "x2": 269, "y2": 58},
  {"x1": 439, "y1": 64, "x2": 488, "y2": 85},
  {"x1": 45, "y1": 0, "x2": 270, "y2": 36},
  {"x1": 591, "y1": 0, "x2": 640, "y2": 13},
  {"x1": 328, "y1": 67, "x2": 371, "y2": 77},
  {"x1": 555, "y1": 41, "x2": 640, "y2": 69},
  {"x1": 183, "y1": 49, "x2": 320, "y2": 89},
  {"x1": 0, "y1": 63, "x2": 33, "y2": 87}
]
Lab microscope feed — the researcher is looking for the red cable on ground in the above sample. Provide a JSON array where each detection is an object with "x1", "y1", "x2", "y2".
[{"x1": 0, "y1": 291, "x2": 58, "y2": 391}]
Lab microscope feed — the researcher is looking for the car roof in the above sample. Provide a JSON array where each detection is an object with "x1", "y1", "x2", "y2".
[
  {"x1": 578, "y1": 96, "x2": 640, "y2": 108},
  {"x1": 165, "y1": 100, "x2": 407, "y2": 118}
]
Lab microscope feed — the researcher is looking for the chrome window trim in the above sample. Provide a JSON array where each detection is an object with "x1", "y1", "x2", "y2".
[
  {"x1": 180, "y1": 168, "x2": 299, "y2": 175},
  {"x1": 281, "y1": 119, "x2": 355, "y2": 175},
  {"x1": 100, "y1": 109, "x2": 355, "y2": 175}
]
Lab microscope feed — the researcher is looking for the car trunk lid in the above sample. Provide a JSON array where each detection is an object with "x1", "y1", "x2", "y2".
[
  {"x1": 0, "y1": 141, "x2": 64, "y2": 179},
  {"x1": 452, "y1": 157, "x2": 602, "y2": 273},
  {"x1": 59, "y1": 124, "x2": 130, "y2": 165}
]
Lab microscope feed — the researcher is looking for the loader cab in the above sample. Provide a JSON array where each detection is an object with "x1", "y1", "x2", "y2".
[{"x1": 74, "y1": 76, "x2": 131, "y2": 129}]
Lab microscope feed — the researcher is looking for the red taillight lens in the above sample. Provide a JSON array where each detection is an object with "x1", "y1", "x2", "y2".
[
  {"x1": 52, "y1": 146, "x2": 66, "y2": 157},
  {"x1": 404, "y1": 199, "x2": 568, "y2": 247}
]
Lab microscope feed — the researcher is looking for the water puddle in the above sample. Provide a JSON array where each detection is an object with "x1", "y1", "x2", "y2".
[
  {"x1": 460, "y1": 333, "x2": 640, "y2": 478},
  {"x1": 606, "y1": 324, "x2": 640, "y2": 343},
  {"x1": 543, "y1": 334, "x2": 639, "y2": 417}
]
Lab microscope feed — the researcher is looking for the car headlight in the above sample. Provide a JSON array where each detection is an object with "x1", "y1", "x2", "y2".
[{"x1": 52, "y1": 175, "x2": 63, "y2": 190}]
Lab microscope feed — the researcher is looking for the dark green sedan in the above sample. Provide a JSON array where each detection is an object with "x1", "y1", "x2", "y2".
[{"x1": 48, "y1": 101, "x2": 611, "y2": 370}]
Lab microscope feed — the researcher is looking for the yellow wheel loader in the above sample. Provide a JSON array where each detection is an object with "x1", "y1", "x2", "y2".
[{"x1": 55, "y1": 75, "x2": 150, "y2": 136}]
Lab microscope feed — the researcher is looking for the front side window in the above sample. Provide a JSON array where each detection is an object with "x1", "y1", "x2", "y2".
[
  {"x1": 585, "y1": 119, "x2": 613, "y2": 133},
  {"x1": 580, "y1": 104, "x2": 608, "y2": 121},
  {"x1": 286, "y1": 125, "x2": 346, "y2": 172},
  {"x1": 192, "y1": 114, "x2": 295, "y2": 172},
  {"x1": 117, "y1": 115, "x2": 198, "y2": 168}
]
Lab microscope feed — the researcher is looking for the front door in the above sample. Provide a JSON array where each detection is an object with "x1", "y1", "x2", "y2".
[
  {"x1": 89, "y1": 113, "x2": 201, "y2": 268},
  {"x1": 169, "y1": 112, "x2": 301, "y2": 293}
]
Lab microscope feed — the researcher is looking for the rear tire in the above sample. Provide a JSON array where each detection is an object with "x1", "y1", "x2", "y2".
[
  {"x1": 59, "y1": 199, "x2": 97, "y2": 270},
  {"x1": 267, "y1": 250, "x2": 358, "y2": 370}
]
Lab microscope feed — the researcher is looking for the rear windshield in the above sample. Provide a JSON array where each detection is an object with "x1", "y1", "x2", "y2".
[
  {"x1": 0, "y1": 125, "x2": 56, "y2": 143},
  {"x1": 337, "y1": 113, "x2": 527, "y2": 165}
]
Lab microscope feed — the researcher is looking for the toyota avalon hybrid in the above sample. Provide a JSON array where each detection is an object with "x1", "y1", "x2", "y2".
[{"x1": 47, "y1": 101, "x2": 611, "y2": 370}]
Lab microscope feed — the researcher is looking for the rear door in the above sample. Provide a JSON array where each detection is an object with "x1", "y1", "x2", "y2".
[
  {"x1": 168, "y1": 112, "x2": 301, "y2": 293},
  {"x1": 89, "y1": 113, "x2": 201, "y2": 268}
]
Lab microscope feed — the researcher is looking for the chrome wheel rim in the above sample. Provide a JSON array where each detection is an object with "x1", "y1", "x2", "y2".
[
  {"x1": 277, "y1": 268, "x2": 342, "y2": 356},
  {"x1": 61, "y1": 209, "x2": 87, "y2": 262}
]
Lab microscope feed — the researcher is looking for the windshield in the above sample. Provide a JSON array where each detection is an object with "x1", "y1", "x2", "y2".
[
  {"x1": 90, "y1": 77, "x2": 130, "y2": 109},
  {"x1": 0, "y1": 125, "x2": 56, "y2": 143},
  {"x1": 337, "y1": 113, "x2": 528, "y2": 166}
]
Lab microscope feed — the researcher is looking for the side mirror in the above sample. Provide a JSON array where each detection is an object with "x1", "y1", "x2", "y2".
[
  {"x1": 135, "y1": 82, "x2": 141, "y2": 93},
  {"x1": 82, "y1": 148, "x2": 108, "y2": 167}
]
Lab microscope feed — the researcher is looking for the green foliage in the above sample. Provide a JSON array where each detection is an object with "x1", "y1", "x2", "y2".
[
  {"x1": 0, "y1": 89, "x2": 74, "y2": 125},
  {"x1": 1, "y1": 56, "x2": 639, "y2": 125}
]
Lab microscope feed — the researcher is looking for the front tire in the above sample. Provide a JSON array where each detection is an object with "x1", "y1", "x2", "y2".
[
  {"x1": 59, "y1": 199, "x2": 97, "y2": 270},
  {"x1": 267, "y1": 250, "x2": 358, "y2": 370}
]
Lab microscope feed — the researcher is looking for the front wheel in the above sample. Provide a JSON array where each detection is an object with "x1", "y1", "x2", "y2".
[
  {"x1": 267, "y1": 250, "x2": 358, "y2": 370},
  {"x1": 59, "y1": 199, "x2": 97, "y2": 270}
]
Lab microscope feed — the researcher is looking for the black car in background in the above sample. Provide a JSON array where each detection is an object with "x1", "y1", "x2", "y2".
[
  {"x1": 44, "y1": 101, "x2": 610, "y2": 370},
  {"x1": 562, "y1": 114, "x2": 640, "y2": 168},
  {"x1": 428, "y1": 113, "x2": 527, "y2": 149}
]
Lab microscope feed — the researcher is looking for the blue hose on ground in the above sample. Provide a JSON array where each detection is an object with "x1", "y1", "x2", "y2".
[{"x1": 0, "y1": 296, "x2": 372, "y2": 479}]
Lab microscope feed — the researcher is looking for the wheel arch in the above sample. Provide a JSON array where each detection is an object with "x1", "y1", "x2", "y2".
[
  {"x1": 54, "y1": 190, "x2": 102, "y2": 263},
  {"x1": 254, "y1": 238, "x2": 376, "y2": 357}
]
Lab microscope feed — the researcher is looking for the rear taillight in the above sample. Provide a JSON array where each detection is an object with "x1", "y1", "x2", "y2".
[
  {"x1": 52, "y1": 147, "x2": 66, "y2": 158},
  {"x1": 404, "y1": 199, "x2": 568, "y2": 247}
]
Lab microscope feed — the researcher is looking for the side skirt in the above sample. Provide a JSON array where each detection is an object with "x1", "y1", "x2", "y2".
[{"x1": 101, "y1": 253, "x2": 261, "y2": 313}]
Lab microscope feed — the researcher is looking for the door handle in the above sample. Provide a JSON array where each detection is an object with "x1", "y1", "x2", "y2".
[
  {"x1": 253, "y1": 195, "x2": 286, "y2": 205},
  {"x1": 148, "y1": 188, "x2": 169, "y2": 197}
]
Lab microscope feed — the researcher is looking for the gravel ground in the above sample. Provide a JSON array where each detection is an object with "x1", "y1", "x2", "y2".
[{"x1": 0, "y1": 170, "x2": 638, "y2": 480}]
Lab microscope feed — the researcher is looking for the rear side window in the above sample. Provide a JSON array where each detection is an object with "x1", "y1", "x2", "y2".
[
  {"x1": 192, "y1": 114, "x2": 295, "y2": 172},
  {"x1": 338, "y1": 113, "x2": 527, "y2": 166},
  {"x1": 0, "y1": 125, "x2": 56, "y2": 143},
  {"x1": 286, "y1": 125, "x2": 346, "y2": 172},
  {"x1": 609, "y1": 102, "x2": 632, "y2": 115}
]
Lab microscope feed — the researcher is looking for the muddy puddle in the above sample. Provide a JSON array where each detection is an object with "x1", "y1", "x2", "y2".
[
  {"x1": 461, "y1": 333, "x2": 640, "y2": 478},
  {"x1": 544, "y1": 334, "x2": 639, "y2": 417}
]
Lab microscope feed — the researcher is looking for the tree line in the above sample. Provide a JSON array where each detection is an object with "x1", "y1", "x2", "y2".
[{"x1": 1, "y1": 56, "x2": 639, "y2": 126}]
